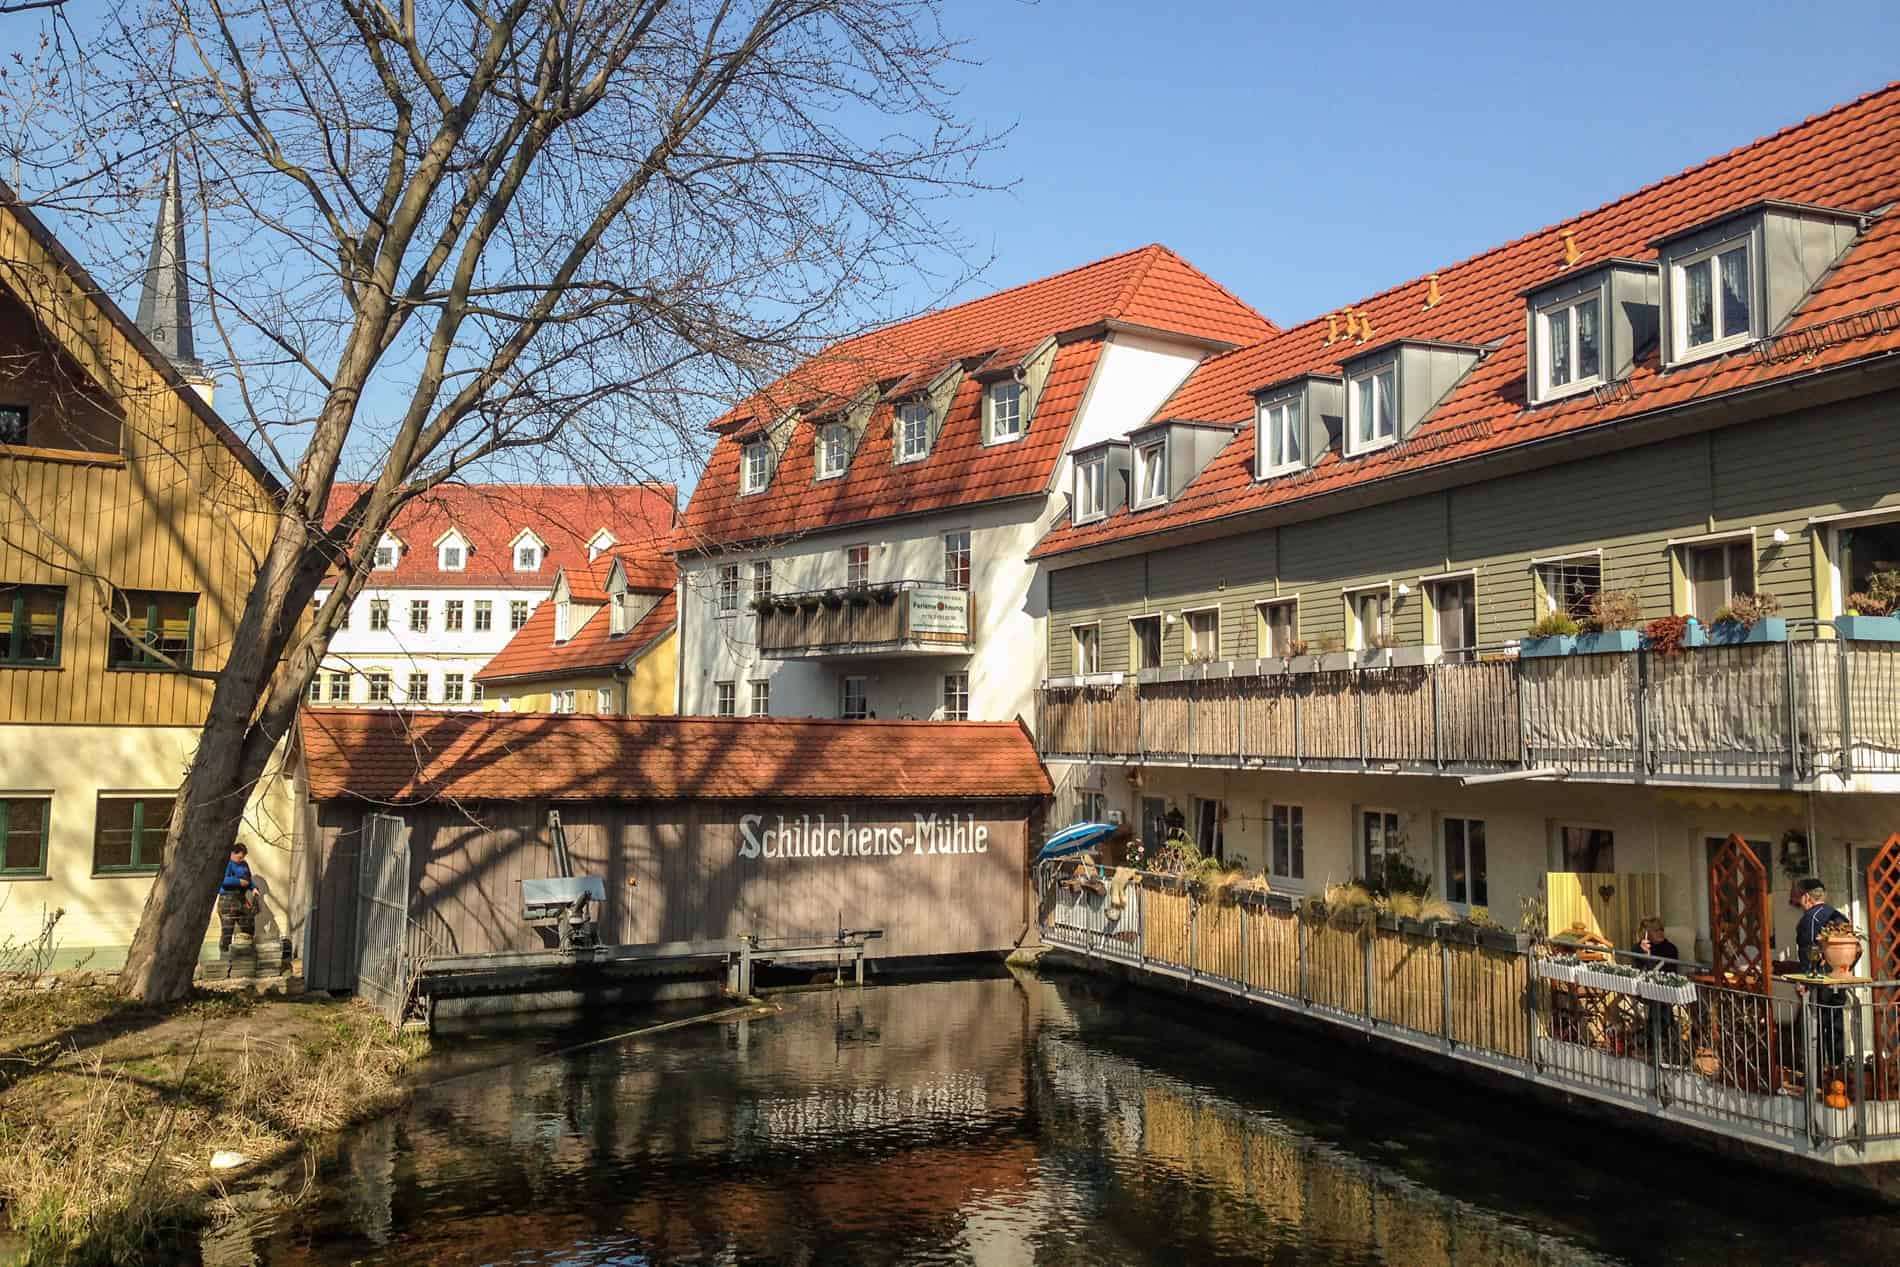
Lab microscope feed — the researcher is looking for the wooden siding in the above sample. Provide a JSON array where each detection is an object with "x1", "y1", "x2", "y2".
[
  {"x1": 0, "y1": 203, "x2": 277, "y2": 727},
  {"x1": 1046, "y1": 389, "x2": 1900, "y2": 664},
  {"x1": 306, "y1": 796, "x2": 1038, "y2": 983}
]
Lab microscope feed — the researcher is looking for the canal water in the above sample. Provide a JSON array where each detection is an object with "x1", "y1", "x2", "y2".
[{"x1": 217, "y1": 970, "x2": 1900, "y2": 1265}]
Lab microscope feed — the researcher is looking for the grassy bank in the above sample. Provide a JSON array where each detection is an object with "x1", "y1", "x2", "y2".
[{"x1": 0, "y1": 982, "x2": 424, "y2": 1265}]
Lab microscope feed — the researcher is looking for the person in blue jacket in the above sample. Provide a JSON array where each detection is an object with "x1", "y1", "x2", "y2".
[
  {"x1": 218, "y1": 843, "x2": 257, "y2": 956},
  {"x1": 1793, "y1": 877, "x2": 1847, "y2": 1076}
]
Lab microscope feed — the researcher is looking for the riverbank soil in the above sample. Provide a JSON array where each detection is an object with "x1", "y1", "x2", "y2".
[{"x1": 0, "y1": 981, "x2": 422, "y2": 1265}]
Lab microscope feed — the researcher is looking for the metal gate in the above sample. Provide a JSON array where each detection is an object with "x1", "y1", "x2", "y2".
[{"x1": 356, "y1": 812, "x2": 412, "y2": 1024}]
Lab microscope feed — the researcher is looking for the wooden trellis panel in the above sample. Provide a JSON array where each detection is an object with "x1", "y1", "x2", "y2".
[
  {"x1": 1707, "y1": 832, "x2": 1777, "y2": 1093},
  {"x1": 1866, "y1": 833, "x2": 1900, "y2": 1097}
]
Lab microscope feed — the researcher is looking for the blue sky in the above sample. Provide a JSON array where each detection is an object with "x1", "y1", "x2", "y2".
[{"x1": 919, "y1": 1, "x2": 1900, "y2": 329}]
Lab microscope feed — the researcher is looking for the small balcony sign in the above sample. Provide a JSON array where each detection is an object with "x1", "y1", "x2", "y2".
[
  {"x1": 739, "y1": 811, "x2": 990, "y2": 860},
  {"x1": 908, "y1": 585, "x2": 969, "y2": 637}
]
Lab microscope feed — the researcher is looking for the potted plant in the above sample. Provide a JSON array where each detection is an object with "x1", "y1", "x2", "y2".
[
  {"x1": 1575, "y1": 590, "x2": 1642, "y2": 655},
  {"x1": 1707, "y1": 592, "x2": 1786, "y2": 644},
  {"x1": 1314, "y1": 633, "x2": 1352, "y2": 673},
  {"x1": 1837, "y1": 570, "x2": 1900, "y2": 641},
  {"x1": 1358, "y1": 631, "x2": 1398, "y2": 669},
  {"x1": 1818, "y1": 918, "x2": 1865, "y2": 980},
  {"x1": 1642, "y1": 613, "x2": 1703, "y2": 656},
  {"x1": 821, "y1": 589, "x2": 847, "y2": 610},
  {"x1": 846, "y1": 588, "x2": 874, "y2": 607},
  {"x1": 748, "y1": 593, "x2": 777, "y2": 615},
  {"x1": 1284, "y1": 637, "x2": 1318, "y2": 674},
  {"x1": 1636, "y1": 970, "x2": 1698, "y2": 1006},
  {"x1": 1520, "y1": 611, "x2": 1579, "y2": 658},
  {"x1": 871, "y1": 582, "x2": 900, "y2": 605},
  {"x1": 774, "y1": 595, "x2": 799, "y2": 613},
  {"x1": 796, "y1": 593, "x2": 823, "y2": 612}
]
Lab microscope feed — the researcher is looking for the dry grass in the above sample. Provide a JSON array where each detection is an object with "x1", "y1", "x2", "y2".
[{"x1": 0, "y1": 984, "x2": 423, "y2": 1265}]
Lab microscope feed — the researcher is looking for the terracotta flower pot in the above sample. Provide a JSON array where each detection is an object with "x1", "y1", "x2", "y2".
[{"x1": 1821, "y1": 930, "x2": 1863, "y2": 978}]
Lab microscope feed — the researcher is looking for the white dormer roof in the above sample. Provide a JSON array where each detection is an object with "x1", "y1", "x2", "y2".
[
  {"x1": 372, "y1": 532, "x2": 404, "y2": 569},
  {"x1": 433, "y1": 526, "x2": 470, "y2": 570},
  {"x1": 587, "y1": 527, "x2": 617, "y2": 560},
  {"x1": 509, "y1": 527, "x2": 547, "y2": 570}
]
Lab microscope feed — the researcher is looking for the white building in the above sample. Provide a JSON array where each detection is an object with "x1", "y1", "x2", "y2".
[
  {"x1": 313, "y1": 483, "x2": 676, "y2": 708},
  {"x1": 673, "y1": 246, "x2": 1274, "y2": 725}
]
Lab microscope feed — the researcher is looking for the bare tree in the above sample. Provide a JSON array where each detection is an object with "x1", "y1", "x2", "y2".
[{"x1": 3, "y1": 0, "x2": 996, "y2": 1001}]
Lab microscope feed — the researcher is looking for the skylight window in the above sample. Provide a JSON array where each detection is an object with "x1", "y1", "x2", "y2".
[
  {"x1": 1346, "y1": 365, "x2": 1396, "y2": 456},
  {"x1": 1258, "y1": 395, "x2": 1303, "y2": 476},
  {"x1": 987, "y1": 381, "x2": 1024, "y2": 443},
  {"x1": 897, "y1": 403, "x2": 930, "y2": 463},
  {"x1": 817, "y1": 424, "x2": 850, "y2": 480},
  {"x1": 740, "y1": 439, "x2": 771, "y2": 493},
  {"x1": 1537, "y1": 292, "x2": 1603, "y2": 398}
]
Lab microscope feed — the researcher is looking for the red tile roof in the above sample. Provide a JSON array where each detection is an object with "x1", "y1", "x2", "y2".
[
  {"x1": 328, "y1": 482, "x2": 676, "y2": 588},
  {"x1": 677, "y1": 245, "x2": 1274, "y2": 548},
  {"x1": 299, "y1": 709, "x2": 1053, "y2": 803},
  {"x1": 1033, "y1": 84, "x2": 1900, "y2": 561},
  {"x1": 476, "y1": 590, "x2": 675, "y2": 684}
]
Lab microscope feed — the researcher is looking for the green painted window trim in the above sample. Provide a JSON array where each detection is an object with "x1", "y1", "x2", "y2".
[
  {"x1": 0, "y1": 585, "x2": 64, "y2": 668},
  {"x1": 106, "y1": 590, "x2": 197, "y2": 672},
  {"x1": 92, "y1": 795, "x2": 173, "y2": 874},
  {"x1": 0, "y1": 797, "x2": 51, "y2": 878}
]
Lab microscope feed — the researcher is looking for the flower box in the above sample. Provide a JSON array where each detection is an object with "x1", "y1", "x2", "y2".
[
  {"x1": 1678, "y1": 617, "x2": 1707, "y2": 648},
  {"x1": 1536, "y1": 959, "x2": 1577, "y2": 984},
  {"x1": 1285, "y1": 654, "x2": 1320, "y2": 675},
  {"x1": 1835, "y1": 614, "x2": 1900, "y2": 642},
  {"x1": 1389, "y1": 644, "x2": 1439, "y2": 668},
  {"x1": 1574, "y1": 630, "x2": 1640, "y2": 655},
  {"x1": 1707, "y1": 616, "x2": 1786, "y2": 645},
  {"x1": 1318, "y1": 651, "x2": 1355, "y2": 673},
  {"x1": 1356, "y1": 647, "x2": 1392, "y2": 669},
  {"x1": 1519, "y1": 635, "x2": 1576, "y2": 658},
  {"x1": 1573, "y1": 965, "x2": 1644, "y2": 995},
  {"x1": 1635, "y1": 977, "x2": 1698, "y2": 1006},
  {"x1": 1480, "y1": 929, "x2": 1535, "y2": 954}
]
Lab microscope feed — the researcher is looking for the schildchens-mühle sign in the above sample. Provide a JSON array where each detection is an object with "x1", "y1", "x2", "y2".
[{"x1": 739, "y1": 811, "x2": 990, "y2": 860}]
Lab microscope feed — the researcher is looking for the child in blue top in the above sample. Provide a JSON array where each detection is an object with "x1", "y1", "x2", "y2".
[{"x1": 217, "y1": 843, "x2": 257, "y2": 955}]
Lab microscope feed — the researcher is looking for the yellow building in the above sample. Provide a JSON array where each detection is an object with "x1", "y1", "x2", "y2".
[
  {"x1": 0, "y1": 166, "x2": 295, "y2": 968},
  {"x1": 475, "y1": 553, "x2": 677, "y2": 714}
]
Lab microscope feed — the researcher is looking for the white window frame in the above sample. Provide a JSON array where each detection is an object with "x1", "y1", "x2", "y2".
[
  {"x1": 714, "y1": 681, "x2": 736, "y2": 717},
  {"x1": 1193, "y1": 797, "x2": 1225, "y2": 861},
  {"x1": 368, "y1": 598, "x2": 390, "y2": 631},
  {"x1": 1132, "y1": 437, "x2": 1168, "y2": 509},
  {"x1": 1268, "y1": 801, "x2": 1305, "y2": 890},
  {"x1": 596, "y1": 686, "x2": 614, "y2": 714},
  {"x1": 587, "y1": 529, "x2": 616, "y2": 560},
  {"x1": 551, "y1": 687, "x2": 575, "y2": 714},
  {"x1": 1256, "y1": 597, "x2": 1299, "y2": 658},
  {"x1": 367, "y1": 670, "x2": 392, "y2": 703},
  {"x1": 474, "y1": 600, "x2": 493, "y2": 632},
  {"x1": 1256, "y1": 393, "x2": 1304, "y2": 477},
  {"x1": 509, "y1": 599, "x2": 530, "y2": 631},
  {"x1": 409, "y1": 598, "x2": 429, "y2": 632},
  {"x1": 1182, "y1": 605, "x2": 1220, "y2": 663},
  {"x1": 985, "y1": 380, "x2": 1025, "y2": 444},
  {"x1": 372, "y1": 537, "x2": 399, "y2": 570},
  {"x1": 1423, "y1": 572, "x2": 1477, "y2": 657},
  {"x1": 1440, "y1": 814, "x2": 1488, "y2": 910},
  {"x1": 716, "y1": 563, "x2": 740, "y2": 615},
  {"x1": 1074, "y1": 454, "x2": 1108, "y2": 524},
  {"x1": 1532, "y1": 551, "x2": 1602, "y2": 620},
  {"x1": 751, "y1": 559, "x2": 774, "y2": 602},
  {"x1": 1345, "y1": 363, "x2": 1398, "y2": 456},
  {"x1": 749, "y1": 679, "x2": 771, "y2": 716},
  {"x1": 840, "y1": 675, "x2": 869, "y2": 720},
  {"x1": 942, "y1": 671, "x2": 969, "y2": 721},
  {"x1": 444, "y1": 599, "x2": 464, "y2": 632},
  {"x1": 438, "y1": 540, "x2": 467, "y2": 571},
  {"x1": 896, "y1": 403, "x2": 930, "y2": 463},
  {"x1": 1071, "y1": 622, "x2": 1100, "y2": 675},
  {"x1": 740, "y1": 439, "x2": 772, "y2": 493},
  {"x1": 816, "y1": 424, "x2": 850, "y2": 480},
  {"x1": 942, "y1": 530, "x2": 970, "y2": 591},
  {"x1": 1671, "y1": 234, "x2": 1756, "y2": 363},
  {"x1": 1128, "y1": 613, "x2": 1163, "y2": 671},
  {"x1": 1534, "y1": 288, "x2": 1605, "y2": 401},
  {"x1": 1359, "y1": 806, "x2": 1403, "y2": 886},
  {"x1": 443, "y1": 672, "x2": 466, "y2": 704},
  {"x1": 846, "y1": 544, "x2": 870, "y2": 590},
  {"x1": 407, "y1": 671, "x2": 429, "y2": 703},
  {"x1": 326, "y1": 670, "x2": 351, "y2": 702},
  {"x1": 1342, "y1": 584, "x2": 1391, "y2": 650}
]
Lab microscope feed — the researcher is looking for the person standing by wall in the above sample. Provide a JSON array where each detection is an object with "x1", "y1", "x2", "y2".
[
  {"x1": 1793, "y1": 877, "x2": 1846, "y2": 1078},
  {"x1": 217, "y1": 843, "x2": 258, "y2": 957}
]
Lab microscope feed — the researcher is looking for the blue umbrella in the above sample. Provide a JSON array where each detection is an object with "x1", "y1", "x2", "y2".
[{"x1": 1039, "y1": 820, "x2": 1117, "y2": 862}]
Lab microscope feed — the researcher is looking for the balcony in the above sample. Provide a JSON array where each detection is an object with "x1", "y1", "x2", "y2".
[
  {"x1": 1036, "y1": 630, "x2": 1900, "y2": 788},
  {"x1": 755, "y1": 580, "x2": 972, "y2": 660}
]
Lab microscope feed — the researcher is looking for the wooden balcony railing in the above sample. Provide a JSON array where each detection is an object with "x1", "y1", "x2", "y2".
[
  {"x1": 756, "y1": 580, "x2": 972, "y2": 658},
  {"x1": 1036, "y1": 632, "x2": 1900, "y2": 787}
]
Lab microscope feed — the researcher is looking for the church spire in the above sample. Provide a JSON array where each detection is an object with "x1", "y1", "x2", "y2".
[{"x1": 135, "y1": 151, "x2": 201, "y2": 376}]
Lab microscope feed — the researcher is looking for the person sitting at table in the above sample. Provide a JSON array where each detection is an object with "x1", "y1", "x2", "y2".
[
  {"x1": 1793, "y1": 877, "x2": 1847, "y2": 1075},
  {"x1": 1631, "y1": 915, "x2": 1680, "y2": 968}
]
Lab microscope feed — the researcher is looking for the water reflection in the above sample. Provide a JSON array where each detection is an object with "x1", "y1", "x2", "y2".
[{"x1": 241, "y1": 973, "x2": 1900, "y2": 1266}]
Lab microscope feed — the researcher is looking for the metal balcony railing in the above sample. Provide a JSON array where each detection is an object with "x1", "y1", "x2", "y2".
[
  {"x1": 1036, "y1": 627, "x2": 1900, "y2": 786},
  {"x1": 755, "y1": 579, "x2": 972, "y2": 658}
]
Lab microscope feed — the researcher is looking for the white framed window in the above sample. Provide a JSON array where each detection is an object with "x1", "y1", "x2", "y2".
[
  {"x1": 373, "y1": 537, "x2": 399, "y2": 570},
  {"x1": 409, "y1": 599, "x2": 429, "y2": 632},
  {"x1": 1443, "y1": 816, "x2": 1488, "y2": 908},
  {"x1": 846, "y1": 544, "x2": 869, "y2": 590},
  {"x1": 443, "y1": 673, "x2": 466, "y2": 703},
  {"x1": 1183, "y1": 607, "x2": 1220, "y2": 662},
  {"x1": 474, "y1": 600, "x2": 493, "y2": 631},
  {"x1": 611, "y1": 590, "x2": 631, "y2": 634},
  {"x1": 1682, "y1": 538, "x2": 1756, "y2": 623},
  {"x1": 1258, "y1": 599, "x2": 1298, "y2": 658},
  {"x1": 717, "y1": 563, "x2": 740, "y2": 614},
  {"x1": 1194, "y1": 798, "x2": 1225, "y2": 862},
  {"x1": 407, "y1": 671, "x2": 429, "y2": 703},
  {"x1": 750, "y1": 679, "x2": 771, "y2": 716},
  {"x1": 1075, "y1": 455, "x2": 1108, "y2": 523},
  {"x1": 444, "y1": 599, "x2": 464, "y2": 632},
  {"x1": 306, "y1": 675, "x2": 324, "y2": 704},
  {"x1": 1344, "y1": 587, "x2": 1389, "y2": 650},
  {"x1": 986, "y1": 381, "x2": 1024, "y2": 443},
  {"x1": 1427, "y1": 575, "x2": 1477, "y2": 661},
  {"x1": 1269, "y1": 803, "x2": 1304, "y2": 887},
  {"x1": 551, "y1": 687, "x2": 575, "y2": 714},
  {"x1": 509, "y1": 599, "x2": 530, "y2": 630},
  {"x1": 1535, "y1": 555, "x2": 1601, "y2": 621},
  {"x1": 1071, "y1": 623, "x2": 1099, "y2": 674},
  {"x1": 1672, "y1": 237, "x2": 1754, "y2": 360},
  {"x1": 740, "y1": 439, "x2": 771, "y2": 493},
  {"x1": 1133, "y1": 438, "x2": 1168, "y2": 508},
  {"x1": 715, "y1": 681, "x2": 736, "y2": 717},
  {"x1": 513, "y1": 535, "x2": 543, "y2": 571},
  {"x1": 554, "y1": 600, "x2": 573, "y2": 642},
  {"x1": 817, "y1": 424, "x2": 850, "y2": 480},
  {"x1": 326, "y1": 670, "x2": 351, "y2": 702},
  {"x1": 1360, "y1": 808, "x2": 1402, "y2": 887},
  {"x1": 1346, "y1": 364, "x2": 1397, "y2": 455},
  {"x1": 751, "y1": 559, "x2": 773, "y2": 602},
  {"x1": 1129, "y1": 615, "x2": 1162, "y2": 671},
  {"x1": 472, "y1": 682, "x2": 485, "y2": 703},
  {"x1": 942, "y1": 531, "x2": 970, "y2": 591},
  {"x1": 1535, "y1": 291, "x2": 1603, "y2": 399},
  {"x1": 368, "y1": 599, "x2": 390, "y2": 631},
  {"x1": 1257, "y1": 395, "x2": 1303, "y2": 476},
  {"x1": 840, "y1": 675, "x2": 868, "y2": 720},
  {"x1": 438, "y1": 541, "x2": 466, "y2": 571},
  {"x1": 896, "y1": 403, "x2": 930, "y2": 463},
  {"x1": 367, "y1": 670, "x2": 392, "y2": 703},
  {"x1": 587, "y1": 529, "x2": 616, "y2": 561},
  {"x1": 942, "y1": 672, "x2": 969, "y2": 721},
  {"x1": 596, "y1": 686, "x2": 614, "y2": 714}
]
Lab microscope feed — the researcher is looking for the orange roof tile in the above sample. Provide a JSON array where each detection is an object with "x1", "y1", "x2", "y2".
[
  {"x1": 678, "y1": 245, "x2": 1274, "y2": 548},
  {"x1": 1033, "y1": 84, "x2": 1900, "y2": 561},
  {"x1": 299, "y1": 709, "x2": 1052, "y2": 803},
  {"x1": 476, "y1": 591, "x2": 675, "y2": 684},
  {"x1": 328, "y1": 483, "x2": 676, "y2": 588}
]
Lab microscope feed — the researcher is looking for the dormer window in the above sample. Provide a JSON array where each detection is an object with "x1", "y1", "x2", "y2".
[
  {"x1": 436, "y1": 530, "x2": 468, "y2": 572},
  {"x1": 554, "y1": 600, "x2": 571, "y2": 642},
  {"x1": 1674, "y1": 238, "x2": 1752, "y2": 359},
  {"x1": 740, "y1": 439, "x2": 771, "y2": 494},
  {"x1": 1133, "y1": 438, "x2": 1168, "y2": 509},
  {"x1": 1536, "y1": 291, "x2": 1603, "y2": 398},
  {"x1": 1257, "y1": 395, "x2": 1303, "y2": 476},
  {"x1": 1074, "y1": 454, "x2": 1108, "y2": 524},
  {"x1": 511, "y1": 530, "x2": 545, "y2": 571},
  {"x1": 817, "y1": 424, "x2": 850, "y2": 480},
  {"x1": 587, "y1": 529, "x2": 616, "y2": 561},
  {"x1": 986, "y1": 381, "x2": 1024, "y2": 444},
  {"x1": 896, "y1": 403, "x2": 930, "y2": 463},
  {"x1": 610, "y1": 591, "x2": 629, "y2": 634},
  {"x1": 1346, "y1": 364, "x2": 1396, "y2": 456},
  {"x1": 372, "y1": 537, "x2": 399, "y2": 570}
]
